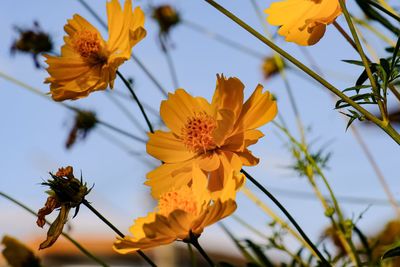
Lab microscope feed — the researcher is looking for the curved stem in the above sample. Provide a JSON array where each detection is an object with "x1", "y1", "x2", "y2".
[
  {"x1": 116, "y1": 71, "x2": 154, "y2": 133},
  {"x1": 82, "y1": 200, "x2": 157, "y2": 267},
  {"x1": 0, "y1": 192, "x2": 109, "y2": 267},
  {"x1": 202, "y1": 0, "x2": 400, "y2": 144},
  {"x1": 96, "y1": 119, "x2": 146, "y2": 143},
  {"x1": 240, "y1": 169, "x2": 330, "y2": 266}
]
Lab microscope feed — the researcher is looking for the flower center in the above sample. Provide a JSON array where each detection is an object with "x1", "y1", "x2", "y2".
[
  {"x1": 72, "y1": 30, "x2": 106, "y2": 63},
  {"x1": 158, "y1": 187, "x2": 198, "y2": 216},
  {"x1": 181, "y1": 112, "x2": 217, "y2": 153}
]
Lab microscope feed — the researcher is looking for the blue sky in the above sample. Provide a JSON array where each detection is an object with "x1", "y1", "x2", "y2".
[{"x1": 0, "y1": 0, "x2": 399, "y2": 260}]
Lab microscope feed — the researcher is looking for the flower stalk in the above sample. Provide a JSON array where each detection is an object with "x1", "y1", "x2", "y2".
[
  {"x1": 184, "y1": 231, "x2": 215, "y2": 267},
  {"x1": 241, "y1": 169, "x2": 330, "y2": 266},
  {"x1": 117, "y1": 71, "x2": 154, "y2": 133},
  {"x1": 82, "y1": 199, "x2": 157, "y2": 267}
]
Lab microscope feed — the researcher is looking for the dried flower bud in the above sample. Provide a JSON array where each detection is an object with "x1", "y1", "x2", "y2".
[
  {"x1": 66, "y1": 111, "x2": 97, "y2": 149},
  {"x1": 2, "y1": 235, "x2": 42, "y2": 267},
  {"x1": 36, "y1": 195, "x2": 59, "y2": 228},
  {"x1": 10, "y1": 21, "x2": 53, "y2": 68},
  {"x1": 152, "y1": 5, "x2": 180, "y2": 35},
  {"x1": 37, "y1": 166, "x2": 92, "y2": 249},
  {"x1": 262, "y1": 56, "x2": 284, "y2": 80}
]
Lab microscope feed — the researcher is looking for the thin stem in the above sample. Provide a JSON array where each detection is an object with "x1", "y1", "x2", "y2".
[
  {"x1": 202, "y1": 0, "x2": 400, "y2": 144},
  {"x1": 82, "y1": 200, "x2": 157, "y2": 267},
  {"x1": 182, "y1": 20, "x2": 265, "y2": 59},
  {"x1": 240, "y1": 169, "x2": 330, "y2": 266},
  {"x1": 389, "y1": 84, "x2": 400, "y2": 102},
  {"x1": 366, "y1": 0, "x2": 400, "y2": 22},
  {"x1": 0, "y1": 71, "x2": 148, "y2": 144},
  {"x1": 161, "y1": 39, "x2": 179, "y2": 89},
  {"x1": 338, "y1": 0, "x2": 388, "y2": 123},
  {"x1": 250, "y1": 0, "x2": 306, "y2": 144},
  {"x1": 353, "y1": 17, "x2": 396, "y2": 47},
  {"x1": 116, "y1": 71, "x2": 154, "y2": 133},
  {"x1": 186, "y1": 232, "x2": 215, "y2": 267},
  {"x1": 232, "y1": 214, "x2": 269, "y2": 239},
  {"x1": 96, "y1": 119, "x2": 146, "y2": 143},
  {"x1": 333, "y1": 21, "x2": 358, "y2": 51},
  {"x1": 187, "y1": 243, "x2": 197, "y2": 267},
  {"x1": 76, "y1": 0, "x2": 168, "y2": 98},
  {"x1": 131, "y1": 54, "x2": 169, "y2": 97},
  {"x1": 351, "y1": 125, "x2": 400, "y2": 217},
  {"x1": 273, "y1": 122, "x2": 362, "y2": 266},
  {"x1": 241, "y1": 187, "x2": 319, "y2": 258},
  {"x1": 105, "y1": 91, "x2": 147, "y2": 132},
  {"x1": 0, "y1": 192, "x2": 109, "y2": 267},
  {"x1": 298, "y1": 38, "x2": 400, "y2": 217},
  {"x1": 219, "y1": 223, "x2": 260, "y2": 264}
]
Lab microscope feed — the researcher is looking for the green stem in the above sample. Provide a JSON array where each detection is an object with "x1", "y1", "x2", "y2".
[
  {"x1": 187, "y1": 243, "x2": 197, "y2": 267},
  {"x1": 116, "y1": 71, "x2": 154, "y2": 133},
  {"x1": 82, "y1": 200, "x2": 157, "y2": 267},
  {"x1": 160, "y1": 39, "x2": 179, "y2": 89},
  {"x1": 0, "y1": 192, "x2": 109, "y2": 267},
  {"x1": 366, "y1": 0, "x2": 400, "y2": 22},
  {"x1": 202, "y1": 0, "x2": 400, "y2": 144},
  {"x1": 105, "y1": 91, "x2": 147, "y2": 132},
  {"x1": 250, "y1": 0, "x2": 306, "y2": 144},
  {"x1": 96, "y1": 119, "x2": 146, "y2": 143},
  {"x1": 273, "y1": 122, "x2": 362, "y2": 266},
  {"x1": 186, "y1": 232, "x2": 215, "y2": 267},
  {"x1": 338, "y1": 0, "x2": 387, "y2": 122},
  {"x1": 240, "y1": 169, "x2": 331, "y2": 266},
  {"x1": 182, "y1": 20, "x2": 264, "y2": 59}
]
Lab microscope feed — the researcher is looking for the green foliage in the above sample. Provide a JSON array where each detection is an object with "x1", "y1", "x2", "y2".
[{"x1": 337, "y1": 36, "x2": 400, "y2": 128}]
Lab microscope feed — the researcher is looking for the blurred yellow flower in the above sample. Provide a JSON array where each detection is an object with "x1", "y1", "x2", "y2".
[
  {"x1": 113, "y1": 166, "x2": 237, "y2": 253},
  {"x1": 44, "y1": 0, "x2": 146, "y2": 101},
  {"x1": 146, "y1": 74, "x2": 277, "y2": 198},
  {"x1": 265, "y1": 0, "x2": 342, "y2": 46}
]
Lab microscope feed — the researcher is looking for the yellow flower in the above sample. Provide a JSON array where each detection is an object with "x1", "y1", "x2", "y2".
[
  {"x1": 146, "y1": 74, "x2": 277, "y2": 198},
  {"x1": 265, "y1": 0, "x2": 342, "y2": 46},
  {"x1": 44, "y1": 0, "x2": 146, "y2": 101},
  {"x1": 113, "y1": 166, "x2": 237, "y2": 253}
]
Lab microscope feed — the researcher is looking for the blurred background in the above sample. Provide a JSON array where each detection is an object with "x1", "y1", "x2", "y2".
[{"x1": 0, "y1": 0, "x2": 399, "y2": 266}]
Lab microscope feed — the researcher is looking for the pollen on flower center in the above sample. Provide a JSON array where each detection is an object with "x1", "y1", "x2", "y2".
[
  {"x1": 72, "y1": 30, "x2": 105, "y2": 62},
  {"x1": 181, "y1": 112, "x2": 217, "y2": 153},
  {"x1": 158, "y1": 187, "x2": 198, "y2": 216}
]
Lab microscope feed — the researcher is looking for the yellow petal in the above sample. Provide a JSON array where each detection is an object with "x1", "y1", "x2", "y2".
[
  {"x1": 236, "y1": 149, "x2": 260, "y2": 166},
  {"x1": 235, "y1": 84, "x2": 277, "y2": 131},
  {"x1": 160, "y1": 89, "x2": 212, "y2": 135},
  {"x1": 147, "y1": 131, "x2": 195, "y2": 163},
  {"x1": 211, "y1": 74, "x2": 244, "y2": 120},
  {"x1": 146, "y1": 162, "x2": 193, "y2": 199},
  {"x1": 107, "y1": 0, "x2": 130, "y2": 56},
  {"x1": 197, "y1": 152, "x2": 220, "y2": 172},
  {"x1": 213, "y1": 109, "x2": 235, "y2": 147}
]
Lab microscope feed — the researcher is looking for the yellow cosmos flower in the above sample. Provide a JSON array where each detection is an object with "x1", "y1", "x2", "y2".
[
  {"x1": 146, "y1": 74, "x2": 277, "y2": 198},
  {"x1": 44, "y1": 0, "x2": 146, "y2": 101},
  {"x1": 265, "y1": 0, "x2": 342, "y2": 46},
  {"x1": 113, "y1": 166, "x2": 237, "y2": 253}
]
